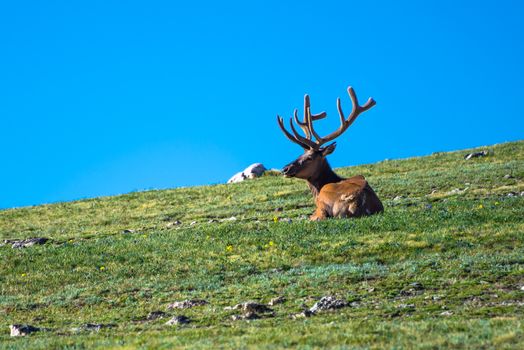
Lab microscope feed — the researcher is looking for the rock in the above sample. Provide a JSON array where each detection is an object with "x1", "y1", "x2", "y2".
[
  {"x1": 227, "y1": 171, "x2": 247, "y2": 184},
  {"x1": 440, "y1": 311, "x2": 453, "y2": 316},
  {"x1": 122, "y1": 229, "x2": 135, "y2": 234},
  {"x1": 309, "y1": 296, "x2": 348, "y2": 313},
  {"x1": 146, "y1": 311, "x2": 167, "y2": 320},
  {"x1": 507, "y1": 192, "x2": 517, "y2": 197},
  {"x1": 231, "y1": 312, "x2": 260, "y2": 321},
  {"x1": 292, "y1": 310, "x2": 314, "y2": 319},
  {"x1": 393, "y1": 196, "x2": 403, "y2": 201},
  {"x1": 225, "y1": 301, "x2": 273, "y2": 313},
  {"x1": 503, "y1": 174, "x2": 515, "y2": 179},
  {"x1": 166, "y1": 220, "x2": 182, "y2": 228},
  {"x1": 464, "y1": 150, "x2": 488, "y2": 160},
  {"x1": 79, "y1": 323, "x2": 115, "y2": 332},
  {"x1": 10, "y1": 237, "x2": 49, "y2": 249},
  {"x1": 189, "y1": 221, "x2": 198, "y2": 226},
  {"x1": 227, "y1": 163, "x2": 267, "y2": 184},
  {"x1": 278, "y1": 218, "x2": 292, "y2": 223},
  {"x1": 397, "y1": 303, "x2": 415, "y2": 309},
  {"x1": 208, "y1": 219, "x2": 218, "y2": 223},
  {"x1": 220, "y1": 216, "x2": 237, "y2": 222},
  {"x1": 268, "y1": 296, "x2": 286, "y2": 306},
  {"x1": 167, "y1": 299, "x2": 208, "y2": 309},
  {"x1": 165, "y1": 315, "x2": 190, "y2": 325},
  {"x1": 410, "y1": 282, "x2": 424, "y2": 290},
  {"x1": 10, "y1": 324, "x2": 39, "y2": 336}
]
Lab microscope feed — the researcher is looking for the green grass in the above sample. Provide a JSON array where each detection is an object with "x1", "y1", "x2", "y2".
[{"x1": 1, "y1": 140, "x2": 523, "y2": 349}]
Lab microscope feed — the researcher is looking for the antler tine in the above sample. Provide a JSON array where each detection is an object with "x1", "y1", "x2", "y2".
[
  {"x1": 294, "y1": 95, "x2": 327, "y2": 139},
  {"x1": 289, "y1": 117, "x2": 318, "y2": 149},
  {"x1": 277, "y1": 115, "x2": 315, "y2": 150},
  {"x1": 293, "y1": 108, "x2": 311, "y2": 139},
  {"x1": 314, "y1": 86, "x2": 376, "y2": 146}
]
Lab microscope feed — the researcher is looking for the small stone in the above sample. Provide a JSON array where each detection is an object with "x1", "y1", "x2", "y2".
[
  {"x1": 225, "y1": 301, "x2": 272, "y2": 313},
  {"x1": 397, "y1": 303, "x2": 415, "y2": 309},
  {"x1": 167, "y1": 299, "x2": 208, "y2": 309},
  {"x1": 166, "y1": 221, "x2": 182, "y2": 228},
  {"x1": 221, "y1": 216, "x2": 237, "y2": 222},
  {"x1": 507, "y1": 192, "x2": 516, "y2": 197},
  {"x1": 440, "y1": 311, "x2": 453, "y2": 316},
  {"x1": 367, "y1": 287, "x2": 375, "y2": 293},
  {"x1": 520, "y1": 286, "x2": 524, "y2": 291},
  {"x1": 165, "y1": 315, "x2": 190, "y2": 325},
  {"x1": 81, "y1": 323, "x2": 115, "y2": 332},
  {"x1": 278, "y1": 218, "x2": 292, "y2": 223},
  {"x1": 393, "y1": 196, "x2": 403, "y2": 201},
  {"x1": 464, "y1": 150, "x2": 488, "y2": 160},
  {"x1": 11, "y1": 237, "x2": 49, "y2": 249},
  {"x1": 231, "y1": 312, "x2": 260, "y2": 321},
  {"x1": 292, "y1": 310, "x2": 314, "y2": 319},
  {"x1": 410, "y1": 282, "x2": 424, "y2": 290},
  {"x1": 268, "y1": 296, "x2": 286, "y2": 306},
  {"x1": 208, "y1": 219, "x2": 218, "y2": 223},
  {"x1": 10, "y1": 324, "x2": 39, "y2": 337},
  {"x1": 122, "y1": 229, "x2": 135, "y2": 234},
  {"x1": 146, "y1": 311, "x2": 166, "y2": 320},
  {"x1": 503, "y1": 174, "x2": 514, "y2": 179},
  {"x1": 189, "y1": 221, "x2": 197, "y2": 226},
  {"x1": 309, "y1": 296, "x2": 348, "y2": 313}
]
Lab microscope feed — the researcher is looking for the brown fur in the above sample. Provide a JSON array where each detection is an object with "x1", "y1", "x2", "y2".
[{"x1": 281, "y1": 147, "x2": 383, "y2": 221}]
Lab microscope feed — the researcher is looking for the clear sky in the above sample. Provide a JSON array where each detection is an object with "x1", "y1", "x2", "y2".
[{"x1": 1, "y1": 0, "x2": 523, "y2": 209}]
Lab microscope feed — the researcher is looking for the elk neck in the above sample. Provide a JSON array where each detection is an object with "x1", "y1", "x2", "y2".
[{"x1": 306, "y1": 159, "x2": 343, "y2": 198}]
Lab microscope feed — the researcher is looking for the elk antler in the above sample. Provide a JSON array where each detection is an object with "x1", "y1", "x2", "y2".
[{"x1": 277, "y1": 86, "x2": 376, "y2": 150}]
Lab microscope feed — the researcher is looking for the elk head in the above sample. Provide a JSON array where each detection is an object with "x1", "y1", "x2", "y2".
[{"x1": 277, "y1": 86, "x2": 376, "y2": 182}]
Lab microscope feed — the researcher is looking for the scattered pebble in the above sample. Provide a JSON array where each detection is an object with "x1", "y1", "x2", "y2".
[
  {"x1": 292, "y1": 310, "x2": 314, "y2": 319},
  {"x1": 146, "y1": 311, "x2": 167, "y2": 321},
  {"x1": 268, "y1": 296, "x2": 286, "y2": 306},
  {"x1": 440, "y1": 311, "x2": 453, "y2": 316},
  {"x1": 208, "y1": 219, "x2": 218, "y2": 223},
  {"x1": 225, "y1": 301, "x2": 273, "y2": 313},
  {"x1": 231, "y1": 312, "x2": 260, "y2": 321},
  {"x1": 166, "y1": 221, "x2": 182, "y2": 228},
  {"x1": 189, "y1": 221, "x2": 198, "y2": 226},
  {"x1": 8, "y1": 237, "x2": 49, "y2": 249},
  {"x1": 221, "y1": 216, "x2": 237, "y2": 222},
  {"x1": 393, "y1": 196, "x2": 403, "y2": 201},
  {"x1": 165, "y1": 316, "x2": 190, "y2": 325},
  {"x1": 10, "y1": 324, "x2": 39, "y2": 337},
  {"x1": 167, "y1": 299, "x2": 208, "y2": 310},
  {"x1": 309, "y1": 296, "x2": 349, "y2": 313},
  {"x1": 122, "y1": 229, "x2": 136, "y2": 234},
  {"x1": 464, "y1": 150, "x2": 488, "y2": 160},
  {"x1": 503, "y1": 174, "x2": 515, "y2": 179},
  {"x1": 74, "y1": 323, "x2": 115, "y2": 332}
]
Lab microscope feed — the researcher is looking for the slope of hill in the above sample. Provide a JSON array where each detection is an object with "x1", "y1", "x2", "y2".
[{"x1": 1, "y1": 141, "x2": 523, "y2": 349}]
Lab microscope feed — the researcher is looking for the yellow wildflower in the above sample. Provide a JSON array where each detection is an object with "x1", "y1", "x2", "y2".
[
  {"x1": 226, "y1": 245, "x2": 233, "y2": 252},
  {"x1": 99, "y1": 266, "x2": 106, "y2": 271}
]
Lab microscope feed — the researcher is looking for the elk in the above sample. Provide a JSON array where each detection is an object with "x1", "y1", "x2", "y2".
[{"x1": 277, "y1": 86, "x2": 384, "y2": 221}]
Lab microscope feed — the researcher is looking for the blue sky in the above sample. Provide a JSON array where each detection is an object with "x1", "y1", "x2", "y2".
[{"x1": 1, "y1": 0, "x2": 523, "y2": 209}]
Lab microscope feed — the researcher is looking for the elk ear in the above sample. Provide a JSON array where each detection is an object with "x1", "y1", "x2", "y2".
[{"x1": 321, "y1": 142, "x2": 337, "y2": 156}]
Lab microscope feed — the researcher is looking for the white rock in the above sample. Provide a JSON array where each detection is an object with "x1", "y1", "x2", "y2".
[{"x1": 227, "y1": 163, "x2": 267, "y2": 184}]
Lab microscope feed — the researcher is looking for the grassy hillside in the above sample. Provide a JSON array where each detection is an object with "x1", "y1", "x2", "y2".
[{"x1": 1, "y1": 140, "x2": 523, "y2": 349}]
